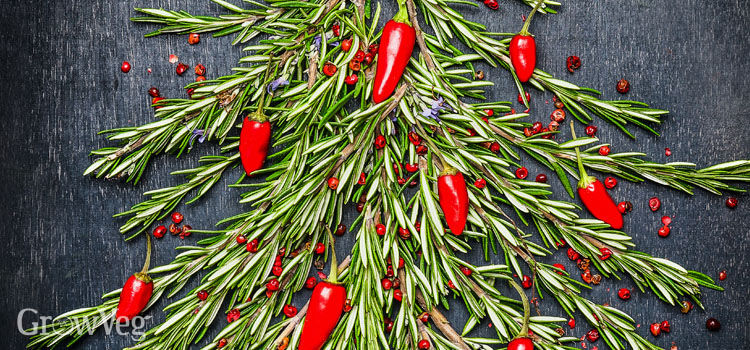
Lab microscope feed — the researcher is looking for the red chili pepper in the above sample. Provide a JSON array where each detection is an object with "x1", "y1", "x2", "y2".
[
  {"x1": 239, "y1": 113, "x2": 270, "y2": 176},
  {"x1": 239, "y1": 71, "x2": 274, "y2": 176},
  {"x1": 298, "y1": 231, "x2": 347, "y2": 350},
  {"x1": 438, "y1": 166, "x2": 468, "y2": 235},
  {"x1": 115, "y1": 235, "x2": 153, "y2": 322},
  {"x1": 570, "y1": 123, "x2": 623, "y2": 229},
  {"x1": 509, "y1": 1, "x2": 544, "y2": 83},
  {"x1": 507, "y1": 337, "x2": 534, "y2": 350},
  {"x1": 372, "y1": 0, "x2": 415, "y2": 103}
]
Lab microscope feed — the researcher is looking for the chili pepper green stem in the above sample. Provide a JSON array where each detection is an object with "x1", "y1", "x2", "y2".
[
  {"x1": 251, "y1": 55, "x2": 276, "y2": 122},
  {"x1": 140, "y1": 234, "x2": 152, "y2": 274},
  {"x1": 508, "y1": 279, "x2": 530, "y2": 338},
  {"x1": 519, "y1": 0, "x2": 544, "y2": 35},
  {"x1": 570, "y1": 121, "x2": 595, "y2": 188},
  {"x1": 325, "y1": 227, "x2": 339, "y2": 283},
  {"x1": 393, "y1": 0, "x2": 411, "y2": 25}
]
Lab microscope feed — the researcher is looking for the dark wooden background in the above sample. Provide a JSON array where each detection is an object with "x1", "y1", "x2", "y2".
[{"x1": 1, "y1": 0, "x2": 748, "y2": 349}]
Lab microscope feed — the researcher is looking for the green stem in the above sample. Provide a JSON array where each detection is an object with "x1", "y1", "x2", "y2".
[
  {"x1": 325, "y1": 227, "x2": 339, "y2": 283},
  {"x1": 252, "y1": 55, "x2": 276, "y2": 120},
  {"x1": 393, "y1": 0, "x2": 411, "y2": 25},
  {"x1": 508, "y1": 279, "x2": 530, "y2": 338},
  {"x1": 569, "y1": 121, "x2": 590, "y2": 183},
  {"x1": 140, "y1": 234, "x2": 152, "y2": 274},
  {"x1": 570, "y1": 121, "x2": 596, "y2": 188},
  {"x1": 519, "y1": 0, "x2": 544, "y2": 35}
]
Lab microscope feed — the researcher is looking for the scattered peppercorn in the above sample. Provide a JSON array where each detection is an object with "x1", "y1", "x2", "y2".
[
  {"x1": 585, "y1": 125, "x2": 598, "y2": 137},
  {"x1": 604, "y1": 177, "x2": 617, "y2": 189},
  {"x1": 266, "y1": 279, "x2": 280, "y2": 291},
  {"x1": 566, "y1": 55, "x2": 581, "y2": 73},
  {"x1": 649, "y1": 323, "x2": 661, "y2": 337},
  {"x1": 376, "y1": 223, "x2": 386, "y2": 236},
  {"x1": 171, "y1": 212, "x2": 184, "y2": 224},
  {"x1": 515, "y1": 167, "x2": 529, "y2": 179},
  {"x1": 617, "y1": 201, "x2": 633, "y2": 214},
  {"x1": 725, "y1": 197, "x2": 738, "y2": 209},
  {"x1": 181, "y1": 225, "x2": 192, "y2": 238},
  {"x1": 283, "y1": 304, "x2": 298, "y2": 318},
  {"x1": 490, "y1": 142, "x2": 500, "y2": 153},
  {"x1": 550, "y1": 109, "x2": 566, "y2": 123},
  {"x1": 381, "y1": 278, "x2": 393, "y2": 290},
  {"x1": 518, "y1": 91, "x2": 530, "y2": 104},
  {"x1": 227, "y1": 308, "x2": 241, "y2": 323},
  {"x1": 521, "y1": 275, "x2": 532, "y2": 289},
  {"x1": 148, "y1": 87, "x2": 160, "y2": 97},
  {"x1": 194, "y1": 64, "x2": 206, "y2": 76},
  {"x1": 705, "y1": 318, "x2": 721, "y2": 331},
  {"x1": 680, "y1": 300, "x2": 693, "y2": 313},
  {"x1": 374, "y1": 135, "x2": 386, "y2": 149},
  {"x1": 188, "y1": 33, "x2": 200, "y2": 45},
  {"x1": 335, "y1": 224, "x2": 346, "y2": 236},
  {"x1": 305, "y1": 276, "x2": 317, "y2": 289},
  {"x1": 660, "y1": 320, "x2": 671, "y2": 333},
  {"x1": 384, "y1": 317, "x2": 394, "y2": 332},
  {"x1": 322, "y1": 62, "x2": 337, "y2": 77},
  {"x1": 617, "y1": 288, "x2": 631, "y2": 300},
  {"x1": 153, "y1": 225, "x2": 167, "y2": 238},
  {"x1": 475, "y1": 70, "x2": 485, "y2": 80},
  {"x1": 483, "y1": 0, "x2": 498, "y2": 10},
  {"x1": 345, "y1": 74, "x2": 358, "y2": 85},
  {"x1": 176, "y1": 63, "x2": 189, "y2": 75},
  {"x1": 649, "y1": 197, "x2": 661, "y2": 211},
  {"x1": 616, "y1": 78, "x2": 630, "y2": 94},
  {"x1": 535, "y1": 174, "x2": 548, "y2": 183},
  {"x1": 474, "y1": 178, "x2": 487, "y2": 189},
  {"x1": 121, "y1": 61, "x2": 131, "y2": 73},
  {"x1": 718, "y1": 270, "x2": 727, "y2": 281},
  {"x1": 246, "y1": 239, "x2": 259, "y2": 253},
  {"x1": 341, "y1": 38, "x2": 352, "y2": 52},
  {"x1": 327, "y1": 177, "x2": 339, "y2": 190},
  {"x1": 661, "y1": 216, "x2": 672, "y2": 226},
  {"x1": 586, "y1": 329, "x2": 600, "y2": 342},
  {"x1": 599, "y1": 145, "x2": 610, "y2": 156}
]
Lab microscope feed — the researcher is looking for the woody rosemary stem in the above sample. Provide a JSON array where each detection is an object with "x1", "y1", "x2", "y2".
[
  {"x1": 520, "y1": 0, "x2": 544, "y2": 35},
  {"x1": 415, "y1": 121, "x2": 448, "y2": 170},
  {"x1": 508, "y1": 279, "x2": 530, "y2": 338}
]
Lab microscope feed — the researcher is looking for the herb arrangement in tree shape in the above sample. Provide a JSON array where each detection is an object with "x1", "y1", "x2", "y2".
[{"x1": 27, "y1": 0, "x2": 750, "y2": 349}]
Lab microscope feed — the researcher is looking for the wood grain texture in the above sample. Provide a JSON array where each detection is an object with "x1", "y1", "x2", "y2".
[{"x1": 0, "y1": 0, "x2": 747, "y2": 349}]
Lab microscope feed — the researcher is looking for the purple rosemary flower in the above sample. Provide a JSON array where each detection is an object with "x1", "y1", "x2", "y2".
[
  {"x1": 312, "y1": 35, "x2": 322, "y2": 50},
  {"x1": 267, "y1": 77, "x2": 289, "y2": 94},
  {"x1": 421, "y1": 96, "x2": 446, "y2": 122},
  {"x1": 188, "y1": 129, "x2": 206, "y2": 149}
]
